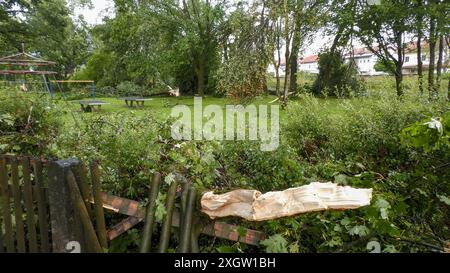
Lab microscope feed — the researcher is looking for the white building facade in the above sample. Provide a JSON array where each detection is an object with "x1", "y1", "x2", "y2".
[{"x1": 291, "y1": 42, "x2": 449, "y2": 77}]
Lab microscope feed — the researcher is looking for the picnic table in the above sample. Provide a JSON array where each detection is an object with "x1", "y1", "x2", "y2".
[
  {"x1": 75, "y1": 100, "x2": 110, "y2": 112},
  {"x1": 122, "y1": 97, "x2": 153, "y2": 108}
]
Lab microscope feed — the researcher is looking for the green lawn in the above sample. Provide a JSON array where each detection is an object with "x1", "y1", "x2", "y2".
[{"x1": 58, "y1": 95, "x2": 286, "y2": 129}]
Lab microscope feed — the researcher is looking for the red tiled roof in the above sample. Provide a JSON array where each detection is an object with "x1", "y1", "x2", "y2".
[{"x1": 299, "y1": 55, "x2": 319, "y2": 64}]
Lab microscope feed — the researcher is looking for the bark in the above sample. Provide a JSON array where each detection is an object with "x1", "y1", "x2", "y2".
[
  {"x1": 428, "y1": 17, "x2": 436, "y2": 98},
  {"x1": 417, "y1": 36, "x2": 423, "y2": 94},
  {"x1": 448, "y1": 77, "x2": 450, "y2": 101},
  {"x1": 196, "y1": 58, "x2": 206, "y2": 96},
  {"x1": 395, "y1": 31, "x2": 404, "y2": 97},
  {"x1": 282, "y1": 0, "x2": 290, "y2": 102},
  {"x1": 289, "y1": 30, "x2": 300, "y2": 93},
  {"x1": 436, "y1": 35, "x2": 444, "y2": 91},
  {"x1": 395, "y1": 73, "x2": 403, "y2": 98},
  {"x1": 274, "y1": 20, "x2": 282, "y2": 96},
  {"x1": 275, "y1": 67, "x2": 280, "y2": 96},
  {"x1": 416, "y1": 0, "x2": 424, "y2": 94}
]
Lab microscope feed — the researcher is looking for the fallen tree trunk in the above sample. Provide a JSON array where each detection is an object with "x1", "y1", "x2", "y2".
[{"x1": 201, "y1": 182, "x2": 373, "y2": 221}]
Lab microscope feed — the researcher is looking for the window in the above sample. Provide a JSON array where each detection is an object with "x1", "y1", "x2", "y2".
[{"x1": 405, "y1": 56, "x2": 410, "y2": 63}]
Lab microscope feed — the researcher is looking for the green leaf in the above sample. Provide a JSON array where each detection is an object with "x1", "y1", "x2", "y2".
[
  {"x1": 437, "y1": 195, "x2": 450, "y2": 206},
  {"x1": 349, "y1": 225, "x2": 370, "y2": 237},
  {"x1": 164, "y1": 172, "x2": 176, "y2": 185},
  {"x1": 260, "y1": 234, "x2": 288, "y2": 253}
]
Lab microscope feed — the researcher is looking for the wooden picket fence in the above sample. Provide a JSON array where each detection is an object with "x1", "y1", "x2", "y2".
[{"x1": 0, "y1": 154, "x2": 265, "y2": 253}]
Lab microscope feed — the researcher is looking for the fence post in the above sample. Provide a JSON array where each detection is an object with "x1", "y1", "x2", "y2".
[{"x1": 47, "y1": 159, "x2": 84, "y2": 253}]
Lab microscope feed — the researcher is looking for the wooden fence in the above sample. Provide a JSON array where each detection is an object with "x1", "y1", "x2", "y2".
[{"x1": 0, "y1": 155, "x2": 265, "y2": 253}]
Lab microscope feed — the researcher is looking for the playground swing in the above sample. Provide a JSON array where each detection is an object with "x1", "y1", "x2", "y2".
[{"x1": 0, "y1": 45, "x2": 58, "y2": 95}]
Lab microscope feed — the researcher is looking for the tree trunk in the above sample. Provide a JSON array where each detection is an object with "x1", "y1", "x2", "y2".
[
  {"x1": 428, "y1": 17, "x2": 436, "y2": 99},
  {"x1": 448, "y1": 78, "x2": 450, "y2": 101},
  {"x1": 416, "y1": 0, "x2": 424, "y2": 94},
  {"x1": 289, "y1": 30, "x2": 300, "y2": 93},
  {"x1": 196, "y1": 59, "x2": 206, "y2": 97},
  {"x1": 395, "y1": 70, "x2": 403, "y2": 97},
  {"x1": 274, "y1": 20, "x2": 282, "y2": 96},
  {"x1": 282, "y1": 0, "x2": 290, "y2": 102},
  {"x1": 395, "y1": 31, "x2": 404, "y2": 97},
  {"x1": 417, "y1": 32, "x2": 423, "y2": 95},
  {"x1": 436, "y1": 35, "x2": 444, "y2": 91},
  {"x1": 275, "y1": 69, "x2": 280, "y2": 96}
]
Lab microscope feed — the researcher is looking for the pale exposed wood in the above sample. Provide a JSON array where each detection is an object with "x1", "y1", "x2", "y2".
[{"x1": 201, "y1": 182, "x2": 373, "y2": 221}]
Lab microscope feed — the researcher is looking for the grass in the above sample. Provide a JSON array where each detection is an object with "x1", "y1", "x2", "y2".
[
  {"x1": 57, "y1": 95, "x2": 285, "y2": 129},
  {"x1": 24, "y1": 73, "x2": 450, "y2": 132}
]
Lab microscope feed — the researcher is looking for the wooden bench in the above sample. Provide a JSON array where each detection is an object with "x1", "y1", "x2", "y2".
[
  {"x1": 122, "y1": 97, "x2": 153, "y2": 108},
  {"x1": 76, "y1": 100, "x2": 110, "y2": 112}
]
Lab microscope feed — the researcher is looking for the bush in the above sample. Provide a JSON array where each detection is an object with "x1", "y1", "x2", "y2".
[
  {"x1": 54, "y1": 112, "x2": 160, "y2": 198},
  {"x1": 218, "y1": 141, "x2": 305, "y2": 192},
  {"x1": 0, "y1": 88, "x2": 62, "y2": 156},
  {"x1": 281, "y1": 93, "x2": 450, "y2": 252},
  {"x1": 312, "y1": 50, "x2": 365, "y2": 97},
  {"x1": 116, "y1": 81, "x2": 146, "y2": 97}
]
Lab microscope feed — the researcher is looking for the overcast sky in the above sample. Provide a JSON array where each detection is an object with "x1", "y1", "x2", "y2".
[{"x1": 74, "y1": 0, "x2": 114, "y2": 25}]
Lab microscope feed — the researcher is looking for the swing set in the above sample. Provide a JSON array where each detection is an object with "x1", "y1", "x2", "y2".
[{"x1": 0, "y1": 45, "x2": 98, "y2": 100}]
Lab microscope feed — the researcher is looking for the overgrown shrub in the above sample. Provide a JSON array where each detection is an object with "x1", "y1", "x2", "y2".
[
  {"x1": 312, "y1": 50, "x2": 365, "y2": 97},
  {"x1": 216, "y1": 53, "x2": 267, "y2": 102},
  {"x1": 0, "y1": 88, "x2": 62, "y2": 155},
  {"x1": 217, "y1": 141, "x2": 305, "y2": 192},
  {"x1": 116, "y1": 81, "x2": 147, "y2": 97},
  {"x1": 278, "y1": 93, "x2": 450, "y2": 253},
  {"x1": 54, "y1": 112, "x2": 160, "y2": 198}
]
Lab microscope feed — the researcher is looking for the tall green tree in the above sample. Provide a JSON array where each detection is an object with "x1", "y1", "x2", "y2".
[{"x1": 353, "y1": 0, "x2": 413, "y2": 97}]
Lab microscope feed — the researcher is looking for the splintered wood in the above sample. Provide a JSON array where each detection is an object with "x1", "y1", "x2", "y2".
[{"x1": 201, "y1": 182, "x2": 373, "y2": 221}]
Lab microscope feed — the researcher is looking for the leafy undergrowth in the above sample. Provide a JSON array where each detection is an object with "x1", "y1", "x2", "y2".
[{"x1": 1, "y1": 86, "x2": 449, "y2": 253}]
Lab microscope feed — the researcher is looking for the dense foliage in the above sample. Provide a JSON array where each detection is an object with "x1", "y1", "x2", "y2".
[
  {"x1": 0, "y1": 88, "x2": 62, "y2": 155},
  {"x1": 1, "y1": 82, "x2": 448, "y2": 252},
  {"x1": 312, "y1": 50, "x2": 364, "y2": 97}
]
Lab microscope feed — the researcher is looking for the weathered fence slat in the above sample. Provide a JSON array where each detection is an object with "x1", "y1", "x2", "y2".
[
  {"x1": 179, "y1": 186, "x2": 196, "y2": 253},
  {"x1": 32, "y1": 160, "x2": 50, "y2": 253},
  {"x1": 107, "y1": 216, "x2": 141, "y2": 241},
  {"x1": 73, "y1": 162, "x2": 92, "y2": 219},
  {"x1": 48, "y1": 159, "x2": 81, "y2": 253},
  {"x1": 0, "y1": 221, "x2": 3, "y2": 253},
  {"x1": 140, "y1": 173, "x2": 162, "y2": 253},
  {"x1": 158, "y1": 180, "x2": 178, "y2": 253},
  {"x1": 11, "y1": 159, "x2": 26, "y2": 253},
  {"x1": 90, "y1": 161, "x2": 107, "y2": 249},
  {"x1": 22, "y1": 158, "x2": 38, "y2": 253},
  {"x1": 0, "y1": 158, "x2": 15, "y2": 252},
  {"x1": 97, "y1": 192, "x2": 266, "y2": 246},
  {"x1": 179, "y1": 183, "x2": 190, "y2": 245},
  {"x1": 66, "y1": 170, "x2": 103, "y2": 253}
]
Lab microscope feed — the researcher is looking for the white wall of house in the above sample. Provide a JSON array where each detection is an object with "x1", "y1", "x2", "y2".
[
  {"x1": 299, "y1": 62, "x2": 319, "y2": 74},
  {"x1": 346, "y1": 54, "x2": 387, "y2": 76},
  {"x1": 268, "y1": 46, "x2": 448, "y2": 77}
]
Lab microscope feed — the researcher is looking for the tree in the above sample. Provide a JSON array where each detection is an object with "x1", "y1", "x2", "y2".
[
  {"x1": 413, "y1": 0, "x2": 425, "y2": 94},
  {"x1": 288, "y1": 0, "x2": 325, "y2": 94},
  {"x1": 0, "y1": 0, "x2": 37, "y2": 54},
  {"x1": 216, "y1": 1, "x2": 272, "y2": 101},
  {"x1": 25, "y1": 0, "x2": 92, "y2": 78},
  {"x1": 353, "y1": 0, "x2": 413, "y2": 97}
]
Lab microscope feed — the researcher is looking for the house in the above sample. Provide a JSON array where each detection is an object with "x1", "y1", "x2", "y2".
[
  {"x1": 294, "y1": 40, "x2": 448, "y2": 76},
  {"x1": 401, "y1": 41, "x2": 449, "y2": 75},
  {"x1": 344, "y1": 47, "x2": 386, "y2": 76},
  {"x1": 299, "y1": 55, "x2": 319, "y2": 74}
]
